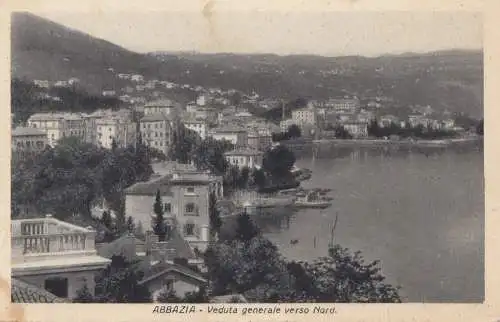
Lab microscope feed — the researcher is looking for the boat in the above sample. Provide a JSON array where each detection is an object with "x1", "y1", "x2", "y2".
[
  {"x1": 242, "y1": 196, "x2": 296, "y2": 214},
  {"x1": 294, "y1": 200, "x2": 332, "y2": 209},
  {"x1": 293, "y1": 189, "x2": 333, "y2": 209}
]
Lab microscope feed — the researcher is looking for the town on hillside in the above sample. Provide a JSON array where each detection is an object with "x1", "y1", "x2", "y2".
[{"x1": 10, "y1": 12, "x2": 484, "y2": 306}]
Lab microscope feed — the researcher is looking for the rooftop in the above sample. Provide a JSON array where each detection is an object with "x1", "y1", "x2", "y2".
[
  {"x1": 136, "y1": 260, "x2": 206, "y2": 285},
  {"x1": 12, "y1": 127, "x2": 47, "y2": 137},
  {"x1": 224, "y1": 147, "x2": 263, "y2": 156},
  {"x1": 11, "y1": 278, "x2": 69, "y2": 303},
  {"x1": 210, "y1": 126, "x2": 247, "y2": 133},
  {"x1": 125, "y1": 170, "x2": 214, "y2": 195},
  {"x1": 124, "y1": 175, "x2": 174, "y2": 195},
  {"x1": 140, "y1": 113, "x2": 175, "y2": 122},
  {"x1": 145, "y1": 99, "x2": 176, "y2": 107}
]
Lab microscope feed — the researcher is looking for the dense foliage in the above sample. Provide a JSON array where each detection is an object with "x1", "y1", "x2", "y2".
[
  {"x1": 204, "y1": 213, "x2": 401, "y2": 303},
  {"x1": 11, "y1": 78, "x2": 122, "y2": 125},
  {"x1": 272, "y1": 124, "x2": 302, "y2": 142},
  {"x1": 11, "y1": 137, "x2": 153, "y2": 220},
  {"x1": 73, "y1": 255, "x2": 151, "y2": 303},
  {"x1": 367, "y1": 119, "x2": 456, "y2": 139},
  {"x1": 153, "y1": 190, "x2": 167, "y2": 241}
]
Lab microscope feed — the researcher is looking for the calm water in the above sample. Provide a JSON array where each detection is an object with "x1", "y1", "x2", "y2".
[{"x1": 252, "y1": 145, "x2": 484, "y2": 303}]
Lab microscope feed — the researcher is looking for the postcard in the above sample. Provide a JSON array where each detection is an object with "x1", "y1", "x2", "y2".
[{"x1": 1, "y1": 0, "x2": 498, "y2": 321}]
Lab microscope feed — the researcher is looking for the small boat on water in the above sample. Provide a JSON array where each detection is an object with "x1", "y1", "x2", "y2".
[
  {"x1": 294, "y1": 200, "x2": 332, "y2": 209},
  {"x1": 242, "y1": 196, "x2": 296, "y2": 214},
  {"x1": 293, "y1": 189, "x2": 333, "y2": 209}
]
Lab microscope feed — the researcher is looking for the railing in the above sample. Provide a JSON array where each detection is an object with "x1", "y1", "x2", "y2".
[{"x1": 11, "y1": 215, "x2": 97, "y2": 258}]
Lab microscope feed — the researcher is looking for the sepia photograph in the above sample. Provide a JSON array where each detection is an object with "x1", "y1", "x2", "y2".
[{"x1": 8, "y1": 9, "x2": 484, "y2": 306}]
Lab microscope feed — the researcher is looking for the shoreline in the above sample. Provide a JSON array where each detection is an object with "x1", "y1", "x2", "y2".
[{"x1": 281, "y1": 136, "x2": 483, "y2": 148}]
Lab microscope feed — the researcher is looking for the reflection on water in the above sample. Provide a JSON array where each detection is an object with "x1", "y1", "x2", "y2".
[{"x1": 223, "y1": 144, "x2": 484, "y2": 303}]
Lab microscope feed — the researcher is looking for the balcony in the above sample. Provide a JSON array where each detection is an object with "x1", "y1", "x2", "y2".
[{"x1": 11, "y1": 215, "x2": 98, "y2": 264}]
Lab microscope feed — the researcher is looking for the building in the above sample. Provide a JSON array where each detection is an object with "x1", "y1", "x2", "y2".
[
  {"x1": 131, "y1": 74, "x2": 145, "y2": 82},
  {"x1": 196, "y1": 95, "x2": 208, "y2": 106},
  {"x1": 11, "y1": 278, "x2": 70, "y2": 303},
  {"x1": 102, "y1": 90, "x2": 116, "y2": 97},
  {"x1": 247, "y1": 130, "x2": 272, "y2": 151},
  {"x1": 224, "y1": 147, "x2": 264, "y2": 169},
  {"x1": 64, "y1": 113, "x2": 86, "y2": 141},
  {"x1": 96, "y1": 116, "x2": 137, "y2": 149},
  {"x1": 379, "y1": 115, "x2": 400, "y2": 128},
  {"x1": 11, "y1": 215, "x2": 111, "y2": 300},
  {"x1": 342, "y1": 121, "x2": 368, "y2": 138},
  {"x1": 183, "y1": 117, "x2": 208, "y2": 140},
  {"x1": 292, "y1": 106, "x2": 318, "y2": 127},
  {"x1": 11, "y1": 127, "x2": 48, "y2": 157},
  {"x1": 140, "y1": 114, "x2": 175, "y2": 155},
  {"x1": 27, "y1": 113, "x2": 68, "y2": 147},
  {"x1": 280, "y1": 119, "x2": 296, "y2": 133},
  {"x1": 194, "y1": 107, "x2": 218, "y2": 125},
  {"x1": 138, "y1": 260, "x2": 207, "y2": 301},
  {"x1": 208, "y1": 126, "x2": 248, "y2": 147},
  {"x1": 68, "y1": 78, "x2": 80, "y2": 85},
  {"x1": 124, "y1": 168, "x2": 223, "y2": 253},
  {"x1": 325, "y1": 98, "x2": 360, "y2": 114},
  {"x1": 144, "y1": 99, "x2": 179, "y2": 117},
  {"x1": 33, "y1": 80, "x2": 50, "y2": 88}
]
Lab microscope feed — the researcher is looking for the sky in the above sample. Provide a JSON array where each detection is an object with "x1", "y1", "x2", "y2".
[{"x1": 36, "y1": 11, "x2": 483, "y2": 57}]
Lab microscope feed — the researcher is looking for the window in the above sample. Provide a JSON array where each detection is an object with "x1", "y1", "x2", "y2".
[
  {"x1": 164, "y1": 203, "x2": 171, "y2": 213},
  {"x1": 186, "y1": 187, "x2": 195, "y2": 193},
  {"x1": 185, "y1": 202, "x2": 196, "y2": 214},
  {"x1": 162, "y1": 279, "x2": 174, "y2": 292},
  {"x1": 44, "y1": 277, "x2": 68, "y2": 298},
  {"x1": 184, "y1": 222, "x2": 195, "y2": 236}
]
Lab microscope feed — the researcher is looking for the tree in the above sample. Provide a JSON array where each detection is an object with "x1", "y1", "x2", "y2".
[
  {"x1": 126, "y1": 216, "x2": 135, "y2": 233},
  {"x1": 251, "y1": 168, "x2": 266, "y2": 189},
  {"x1": 153, "y1": 190, "x2": 167, "y2": 241},
  {"x1": 334, "y1": 126, "x2": 353, "y2": 139},
  {"x1": 476, "y1": 119, "x2": 484, "y2": 135},
  {"x1": 101, "y1": 211, "x2": 113, "y2": 230},
  {"x1": 111, "y1": 138, "x2": 118, "y2": 151},
  {"x1": 73, "y1": 282, "x2": 95, "y2": 303},
  {"x1": 209, "y1": 191, "x2": 222, "y2": 238},
  {"x1": 204, "y1": 236, "x2": 284, "y2": 296},
  {"x1": 262, "y1": 145, "x2": 296, "y2": 177},
  {"x1": 239, "y1": 166, "x2": 250, "y2": 189},
  {"x1": 157, "y1": 289, "x2": 184, "y2": 303},
  {"x1": 235, "y1": 212, "x2": 259, "y2": 242},
  {"x1": 368, "y1": 119, "x2": 381, "y2": 137},
  {"x1": 301, "y1": 245, "x2": 401, "y2": 303},
  {"x1": 287, "y1": 124, "x2": 302, "y2": 139},
  {"x1": 91, "y1": 255, "x2": 152, "y2": 303}
]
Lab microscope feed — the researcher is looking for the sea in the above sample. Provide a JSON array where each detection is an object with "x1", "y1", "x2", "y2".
[{"x1": 226, "y1": 143, "x2": 484, "y2": 303}]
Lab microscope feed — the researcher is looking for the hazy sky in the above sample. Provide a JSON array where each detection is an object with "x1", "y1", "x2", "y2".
[{"x1": 36, "y1": 11, "x2": 483, "y2": 57}]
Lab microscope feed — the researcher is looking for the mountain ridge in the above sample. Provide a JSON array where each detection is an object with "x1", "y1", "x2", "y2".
[{"x1": 11, "y1": 12, "x2": 484, "y2": 118}]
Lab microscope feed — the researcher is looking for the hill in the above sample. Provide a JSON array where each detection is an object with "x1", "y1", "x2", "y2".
[{"x1": 12, "y1": 13, "x2": 483, "y2": 118}]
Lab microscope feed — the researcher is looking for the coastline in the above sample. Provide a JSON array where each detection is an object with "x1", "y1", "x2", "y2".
[{"x1": 280, "y1": 136, "x2": 483, "y2": 149}]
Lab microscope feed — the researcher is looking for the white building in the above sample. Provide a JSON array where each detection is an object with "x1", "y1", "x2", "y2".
[
  {"x1": 292, "y1": 106, "x2": 318, "y2": 127},
  {"x1": 196, "y1": 95, "x2": 208, "y2": 106},
  {"x1": 208, "y1": 126, "x2": 248, "y2": 147},
  {"x1": 183, "y1": 117, "x2": 208, "y2": 140},
  {"x1": 224, "y1": 147, "x2": 264, "y2": 169},
  {"x1": 140, "y1": 114, "x2": 176, "y2": 155},
  {"x1": 342, "y1": 121, "x2": 369, "y2": 138},
  {"x1": 11, "y1": 215, "x2": 111, "y2": 300},
  {"x1": 102, "y1": 90, "x2": 116, "y2": 97},
  {"x1": 96, "y1": 117, "x2": 137, "y2": 149},
  {"x1": 27, "y1": 113, "x2": 69, "y2": 147},
  {"x1": 279, "y1": 119, "x2": 296, "y2": 133},
  {"x1": 144, "y1": 99, "x2": 179, "y2": 116},
  {"x1": 131, "y1": 74, "x2": 145, "y2": 82}
]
